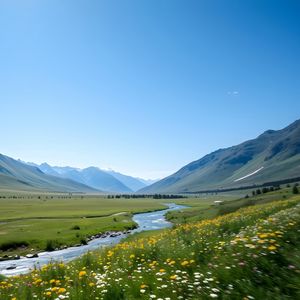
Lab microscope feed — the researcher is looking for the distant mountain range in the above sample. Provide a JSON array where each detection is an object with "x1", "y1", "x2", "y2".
[
  {"x1": 0, "y1": 154, "x2": 98, "y2": 193},
  {"x1": 34, "y1": 163, "x2": 149, "y2": 193},
  {"x1": 139, "y1": 119, "x2": 300, "y2": 194},
  {"x1": 1, "y1": 119, "x2": 299, "y2": 194},
  {"x1": 0, "y1": 156, "x2": 156, "y2": 193}
]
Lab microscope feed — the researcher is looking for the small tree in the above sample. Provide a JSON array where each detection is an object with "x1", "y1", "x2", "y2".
[
  {"x1": 262, "y1": 187, "x2": 269, "y2": 194},
  {"x1": 292, "y1": 185, "x2": 299, "y2": 194}
]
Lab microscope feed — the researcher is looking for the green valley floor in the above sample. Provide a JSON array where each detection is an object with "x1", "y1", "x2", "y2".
[{"x1": 0, "y1": 193, "x2": 300, "y2": 299}]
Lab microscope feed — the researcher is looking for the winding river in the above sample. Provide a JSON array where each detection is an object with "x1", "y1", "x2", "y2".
[{"x1": 0, "y1": 203, "x2": 187, "y2": 276}]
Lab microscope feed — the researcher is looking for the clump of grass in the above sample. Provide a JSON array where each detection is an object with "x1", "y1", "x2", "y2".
[
  {"x1": 0, "y1": 240, "x2": 29, "y2": 251},
  {"x1": 45, "y1": 239, "x2": 60, "y2": 251},
  {"x1": 71, "y1": 225, "x2": 81, "y2": 230},
  {"x1": 80, "y1": 238, "x2": 87, "y2": 245}
]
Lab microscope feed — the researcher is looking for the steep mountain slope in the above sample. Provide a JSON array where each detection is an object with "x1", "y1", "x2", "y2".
[
  {"x1": 39, "y1": 165, "x2": 132, "y2": 193},
  {"x1": 140, "y1": 119, "x2": 300, "y2": 193},
  {"x1": 106, "y1": 170, "x2": 147, "y2": 191},
  {"x1": 138, "y1": 178, "x2": 159, "y2": 185},
  {"x1": 0, "y1": 154, "x2": 99, "y2": 193}
]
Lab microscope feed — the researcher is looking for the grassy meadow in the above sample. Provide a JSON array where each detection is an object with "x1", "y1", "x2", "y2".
[
  {"x1": 0, "y1": 190, "x2": 299, "y2": 299},
  {"x1": 0, "y1": 195, "x2": 169, "y2": 256},
  {"x1": 166, "y1": 186, "x2": 295, "y2": 224},
  {"x1": 0, "y1": 188, "x2": 295, "y2": 257}
]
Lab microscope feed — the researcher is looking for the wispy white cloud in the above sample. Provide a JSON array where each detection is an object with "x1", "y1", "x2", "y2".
[{"x1": 227, "y1": 91, "x2": 239, "y2": 96}]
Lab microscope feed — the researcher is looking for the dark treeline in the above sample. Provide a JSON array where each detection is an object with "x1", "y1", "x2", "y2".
[
  {"x1": 107, "y1": 194, "x2": 186, "y2": 199},
  {"x1": 0, "y1": 195, "x2": 50, "y2": 199},
  {"x1": 184, "y1": 176, "x2": 300, "y2": 195},
  {"x1": 244, "y1": 183, "x2": 299, "y2": 198},
  {"x1": 0, "y1": 195, "x2": 81, "y2": 199},
  {"x1": 245, "y1": 185, "x2": 280, "y2": 198},
  {"x1": 0, "y1": 194, "x2": 186, "y2": 200}
]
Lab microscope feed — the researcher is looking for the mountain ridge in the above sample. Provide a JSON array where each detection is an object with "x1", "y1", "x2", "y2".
[
  {"x1": 0, "y1": 154, "x2": 99, "y2": 193},
  {"x1": 139, "y1": 119, "x2": 300, "y2": 194},
  {"x1": 36, "y1": 165, "x2": 132, "y2": 193},
  {"x1": 35, "y1": 164, "x2": 151, "y2": 193}
]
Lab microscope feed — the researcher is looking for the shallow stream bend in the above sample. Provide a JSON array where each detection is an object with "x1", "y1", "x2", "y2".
[{"x1": 0, "y1": 203, "x2": 187, "y2": 276}]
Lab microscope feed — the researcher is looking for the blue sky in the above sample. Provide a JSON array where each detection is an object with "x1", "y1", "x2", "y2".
[{"x1": 1, "y1": 0, "x2": 299, "y2": 179}]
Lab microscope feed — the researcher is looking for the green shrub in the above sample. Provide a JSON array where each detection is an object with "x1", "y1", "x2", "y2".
[
  {"x1": 0, "y1": 240, "x2": 29, "y2": 251},
  {"x1": 45, "y1": 239, "x2": 60, "y2": 251},
  {"x1": 71, "y1": 225, "x2": 81, "y2": 230},
  {"x1": 293, "y1": 185, "x2": 299, "y2": 194},
  {"x1": 80, "y1": 238, "x2": 87, "y2": 245}
]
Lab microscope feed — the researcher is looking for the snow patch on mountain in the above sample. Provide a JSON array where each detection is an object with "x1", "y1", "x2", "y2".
[{"x1": 234, "y1": 167, "x2": 264, "y2": 182}]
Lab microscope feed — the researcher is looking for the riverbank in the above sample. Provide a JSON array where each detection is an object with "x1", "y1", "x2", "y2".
[
  {"x1": 0, "y1": 228, "x2": 136, "y2": 262},
  {"x1": 0, "y1": 197, "x2": 168, "y2": 258},
  {"x1": 0, "y1": 203, "x2": 187, "y2": 276}
]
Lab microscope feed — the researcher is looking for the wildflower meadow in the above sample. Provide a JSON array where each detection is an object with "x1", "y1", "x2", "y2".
[{"x1": 1, "y1": 197, "x2": 300, "y2": 299}]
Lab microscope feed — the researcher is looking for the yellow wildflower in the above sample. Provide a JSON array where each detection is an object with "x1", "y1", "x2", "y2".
[
  {"x1": 58, "y1": 287, "x2": 66, "y2": 294},
  {"x1": 79, "y1": 270, "x2": 87, "y2": 277},
  {"x1": 259, "y1": 233, "x2": 268, "y2": 239},
  {"x1": 181, "y1": 260, "x2": 189, "y2": 266},
  {"x1": 107, "y1": 250, "x2": 113, "y2": 257}
]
